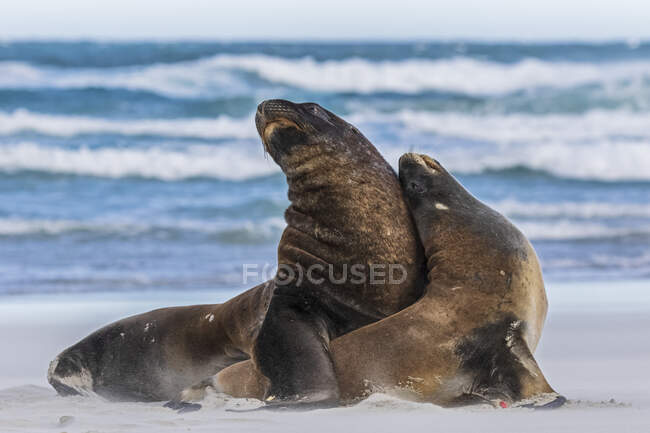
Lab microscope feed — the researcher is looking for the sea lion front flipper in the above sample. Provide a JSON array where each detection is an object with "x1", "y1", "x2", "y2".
[{"x1": 253, "y1": 287, "x2": 340, "y2": 407}]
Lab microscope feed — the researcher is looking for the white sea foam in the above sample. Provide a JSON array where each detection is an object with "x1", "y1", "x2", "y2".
[
  {"x1": 211, "y1": 55, "x2": 650, "y2": 95},
  {"x1": 3, "y1": 108, "x2": 650, "y2": 145},
  {"x1": 2, "y1": 55, "x2": 650, "y2": 97},
  {"x1": 0, "y1": 216, "x2": 286, "y2": 239},
  {"x1": 0, "y1": 133, "x2": 648, "y2": 182},
  {"x1": 0, "y1": 214, "x2": 645, "y2": 242},
  {"x1": 0, "y1": 110, "x2": 256, "y2": 139},
  {"x1": 356, "y1": 110, "x2": 650, "y2": 181},
  {"x1": 368, "y1": 109, "x2": 650, "y2": 144},
  {"x1": 434, "y1": 139, "x2": 650, "y2": 181},
  {"x1": 1, "y1": 107, "x2": 650, "y2": 182},
  {"x1": 0, "y1": 142, "x2": 279, "y2": 181},
  {"x1": 0, "y1": 59, "x2": 246, "y2": 98},
  {"x1": 491, "y1": 200, "x2": 650, "y2": 219},
  {"x1": 375, "y1": 139, "x2": 650, "y2": 182},
  {"x1": 516, "y1": 220, "x2": 650, "y2": 241}
]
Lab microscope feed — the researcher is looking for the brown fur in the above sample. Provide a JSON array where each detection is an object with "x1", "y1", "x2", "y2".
[
  {"x1": 48, "y1": 101, "x2": 425, "y2": 403},
  {"x1": 260, "y1": 100, "x2": 424, "y2": 318},
  {"x1": 211, "y1": 153, "x2": 561, "y2": 407},
  {"x1": 48, "y1": 282, "x2": 272, "y2": 401}
]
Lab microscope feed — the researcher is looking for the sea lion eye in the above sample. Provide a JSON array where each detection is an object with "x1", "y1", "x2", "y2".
[
  {"x1": 307, "y1": 104, "x2": 331, "y2": 122},
  {"x1": 408, "y1": 181, "x2": 426, "y2": 195}
]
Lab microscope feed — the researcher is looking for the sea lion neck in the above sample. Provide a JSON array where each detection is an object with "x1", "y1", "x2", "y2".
[
  {"x1": 278, "y1": 145, "x2": 328, "y2": 183},
  {"x1": 421, "y1": 201, "x2": 529, "y2": 301},
  {"x1": 281, "y1": 145, "x2": 368, "y2": 211}
]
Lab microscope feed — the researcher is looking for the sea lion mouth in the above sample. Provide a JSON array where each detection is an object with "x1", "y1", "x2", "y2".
[
  {"x1": 255, "y1": 100, "x2": 302, "y2": 135},
  {"x1": 262, "y1": 119, "x2": 300, "y2": 147},
  {"x1": 255, "y1": 100, "x2": 306, "y2": 157}
]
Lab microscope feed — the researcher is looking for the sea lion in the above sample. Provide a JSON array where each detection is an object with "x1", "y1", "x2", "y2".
[
  {"x1": 192, "y1": 153, "x2": 564, "y2": 408},
  {"x1": 247, "y1": 99, "x2": 425, "y2": 407},
  {"x1": 47, "y1": 100, "x2": 425, "y2": 404},
  {"x1": 47, "y1": 282, "x2": 272, "y2": 401}
]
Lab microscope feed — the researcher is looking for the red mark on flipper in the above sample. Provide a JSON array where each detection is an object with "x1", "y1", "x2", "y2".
[{"x1": 499, "y1": 401, "x2": 508, "y2": 408}]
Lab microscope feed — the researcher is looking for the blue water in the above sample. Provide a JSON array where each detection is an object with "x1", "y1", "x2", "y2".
[{"x1": 0, "y1": 41, "x2": 649, "y2": 295}]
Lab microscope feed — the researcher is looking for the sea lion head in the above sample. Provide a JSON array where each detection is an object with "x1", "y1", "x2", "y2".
[
  {"x1": 398, "y1": 152, "x2": 527, "y2": 287},
  {"x1": 255, "y1": 99, "x2": 373, "y2": 176},
  {"x1": 398, "y1": 152, "x2": 473, "y2": 244}
]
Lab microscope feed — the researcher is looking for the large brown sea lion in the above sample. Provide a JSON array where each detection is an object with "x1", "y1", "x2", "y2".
[
  {"x1": 47, "y1": 100, "x2": 425, "y2": 404},
  {"x1": 250, "y1": 100, "x2": 425, "y2": 407},
  {"x1": 196, "y1": 153, "x2": 564, "y2": 408}
]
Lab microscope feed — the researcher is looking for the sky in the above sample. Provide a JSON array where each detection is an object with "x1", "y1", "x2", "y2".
[{"x1": 1, "y1": 0, "x2": 649, "y2": 41}]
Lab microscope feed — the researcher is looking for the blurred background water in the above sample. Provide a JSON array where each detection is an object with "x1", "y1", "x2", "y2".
[{"x1": 1, "y1": 41, "x2": 649, "y2": 295}]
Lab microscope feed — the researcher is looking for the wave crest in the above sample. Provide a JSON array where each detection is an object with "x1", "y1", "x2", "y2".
[
  {"x1": 0, "y1": 142, "x2": 278, "y2": 181},
  {"x1": 492, "y1": 200, "x2": 650, "y2": 219},
  {"x1": 517, "y1": 220, "x2": 650, "y2": 241},
  {"x1": 360, "y1": 109, "x2": 650, "y2": 182},
  {"x1": 212, "y1": 55, "x2": 650, "y2": 95},
  {"x1": 433, "y1": 140, "x2": 650, "y2": 182},
  {"x1": 0, "y1": 217, "x2": 285, "y2": 243},
  {"x1": 0, "y1": 110, "x2": 256, "y2": 139},
  {"x1": 373, "y1": 109, "x2": 650, "y2": 144},
  {"x1": 2, "y1": 55, "x2": 650, "y2": 97}
]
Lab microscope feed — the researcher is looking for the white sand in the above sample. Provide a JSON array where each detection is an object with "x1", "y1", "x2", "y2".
[{"x1": 1, "y1": 280, "x2": 649, "y2": 433}]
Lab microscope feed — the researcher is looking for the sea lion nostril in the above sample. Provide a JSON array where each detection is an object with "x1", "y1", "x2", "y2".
[{"x1": 257, "y1": 101, "x2": 266, "y2": 116}]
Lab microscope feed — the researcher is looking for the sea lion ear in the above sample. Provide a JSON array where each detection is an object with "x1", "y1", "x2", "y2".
[{"x1": 421, "y1": 155, "x2": 443, "y2": 173}]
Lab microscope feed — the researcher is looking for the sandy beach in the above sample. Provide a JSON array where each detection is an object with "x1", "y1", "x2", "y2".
[{"x1": 1, "y1": 280, "x2": 648, "y2": 433}]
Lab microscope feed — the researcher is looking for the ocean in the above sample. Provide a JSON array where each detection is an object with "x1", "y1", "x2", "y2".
[{"x1": 1, "y1": 40, "x2": 649, "y2": 296}]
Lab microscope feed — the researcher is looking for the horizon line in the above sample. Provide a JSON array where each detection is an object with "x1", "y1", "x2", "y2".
[{"x1": 1, "y1": 36, "x2": 649, "y2": 45}]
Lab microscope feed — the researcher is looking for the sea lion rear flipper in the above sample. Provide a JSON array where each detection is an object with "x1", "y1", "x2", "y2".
[
  {"x1": 506, "y1": 326, "x2": 566, "y2": 408},
  {"x1": 456, "y1": 316, "x2": 565, "y2": 409}
]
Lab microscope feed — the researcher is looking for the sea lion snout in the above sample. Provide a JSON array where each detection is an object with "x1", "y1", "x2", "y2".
[
  {"x1": 398, "y1": 152, "x2": 427, "y2": 168},
  {"x1": 398, "y1": 153, "x2": 456, "y2": 203},
  {"x1": 255, "y1": 99, "x2": 308, "y2": 159},
  {"x1": 399, "y1": 153, "x2": 443, "y2": 173},
  {"x1": 256, "y1": 99, "x2": 298, "y2": 130}
]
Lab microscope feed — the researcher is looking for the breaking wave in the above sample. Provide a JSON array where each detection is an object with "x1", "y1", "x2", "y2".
[
  {"x1": 0, "y1": 110, "x2": 256, "y2": 139},
  {"x1": 211, "y1": 55, "x2": 650, "y2": 95},
  {"x1": 516, "y1": 220, "x2": 650, "y2": 241},
  {"x1": 1, "y1": 215, "x2": 646, "y2": 243},
  {"x1": 364, "y1": 109, "x2": 650, "y2": 144},
  {"x1": 0, "y1": 136, "x2": 648, "y2": 182},
  {"x1": 356, "y1": 109, "x2": 650, "y2": 182},
  {"x1": 0, "y1": 142, "x2": 279, "y2": 181},
  {"x1": 492, "y1": 200, "x2": 650, "y2": 219},
  {"x1": 2, "y1": 55, "x2": 650, "y2": 97},
  {"x1": 432, "y1": 139, "x2": 650, "y2": 182},
  {"x1": 0, "y1": 216, "x2": 285, "y2": 243}
]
